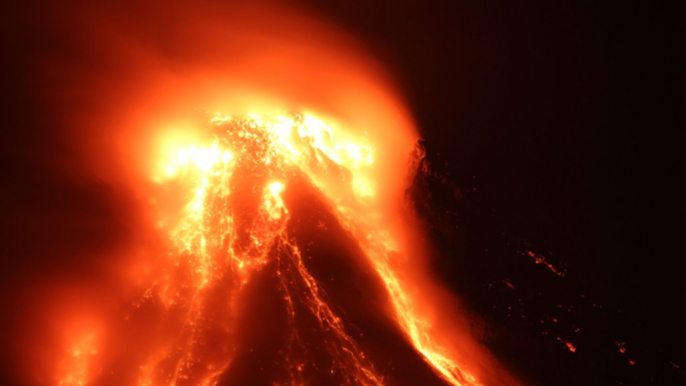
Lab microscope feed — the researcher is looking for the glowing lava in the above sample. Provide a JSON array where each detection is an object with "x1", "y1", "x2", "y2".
[
  {"x1": 57, "y1": 113, "x2": 486, "y2": 385},
  {"x1": 4, "y1": 1, "x2": 519, "y2": 385}
]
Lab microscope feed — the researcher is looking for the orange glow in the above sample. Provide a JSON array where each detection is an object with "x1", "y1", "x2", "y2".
[
  {"x1": 127, "y1": 112, "x2": 487, "y2": 385},
  {"x1": 13, "y1": 1, "x2": 519, "y2": 385},
  {"x1": 66, "y1": 110, "x2": 506, "y2": 385},
  {"x1": 58, "y1": 330, "x2": 100, "y2": 386}
]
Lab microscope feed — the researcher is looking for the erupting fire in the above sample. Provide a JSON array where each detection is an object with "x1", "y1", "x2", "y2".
[
  {"x1": 58, "y1": 113, "x2": 482, "y2": 385},
  {"x1": 8, "y1": 1, "x2": 519, "y2": 385}
]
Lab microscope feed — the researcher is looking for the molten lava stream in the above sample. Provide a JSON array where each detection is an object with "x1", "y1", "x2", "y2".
[{"x1": 54, "y1": 113, "x2": 494, "y2": 386}]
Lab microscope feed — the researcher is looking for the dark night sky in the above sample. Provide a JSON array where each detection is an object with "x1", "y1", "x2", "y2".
[
  {"x1": 304, "y1": 1, "x2": 686, "y2": 384},
  {"x1": 2, "y1": 0, "x2": 685, "y2": 385},
  {"x1": 322, "y1": 0, "x2": 685, "y2": 320}
]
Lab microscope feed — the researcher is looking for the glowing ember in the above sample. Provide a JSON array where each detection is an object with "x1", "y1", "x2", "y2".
[
  {"x1": 556, "y1": 337, "x2": 577, "y2": 353},
  {"x1": 524, "y1": 250, "x2": 565, "y2": 278}
]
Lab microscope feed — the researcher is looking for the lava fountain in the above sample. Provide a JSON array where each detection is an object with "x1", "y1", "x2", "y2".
[{"x1": 6, "y1": 1, "x2": 519, "y2": 385}]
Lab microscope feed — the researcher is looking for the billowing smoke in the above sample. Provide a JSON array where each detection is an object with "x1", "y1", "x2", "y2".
[{"x1": 1, "y1": 1, "x2": 520, "y2": 385}]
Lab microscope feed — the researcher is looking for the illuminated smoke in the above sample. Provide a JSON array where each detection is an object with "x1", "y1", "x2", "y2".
[{"x1": 6, "y1": 1, "x2": 519, "y2": 385}]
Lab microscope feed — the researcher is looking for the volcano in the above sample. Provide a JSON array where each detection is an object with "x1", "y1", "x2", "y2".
[
  {"x1": 53, "y1": 113, "x2": 487, "y2": 385},
  {"x1": 3, "y1": 1, "x2": 684, "y2": 385}
]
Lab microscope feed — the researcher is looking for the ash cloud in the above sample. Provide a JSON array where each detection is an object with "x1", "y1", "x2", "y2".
[{"x1": 1, "y1": 1, "x2": 520, "y2": 385}]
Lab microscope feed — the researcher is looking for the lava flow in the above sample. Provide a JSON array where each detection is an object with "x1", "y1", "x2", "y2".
[
  {"x1": 58, "y1": 112, "x2": 489, "y2": 386},
  {"x1": 3, "y1": 1, "x2": 519, "y2": 385}
]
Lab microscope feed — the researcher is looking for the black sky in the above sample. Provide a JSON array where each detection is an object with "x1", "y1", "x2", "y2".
[{"x1": 301, "y1": 0, "x2": 686, "y2": 384}]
